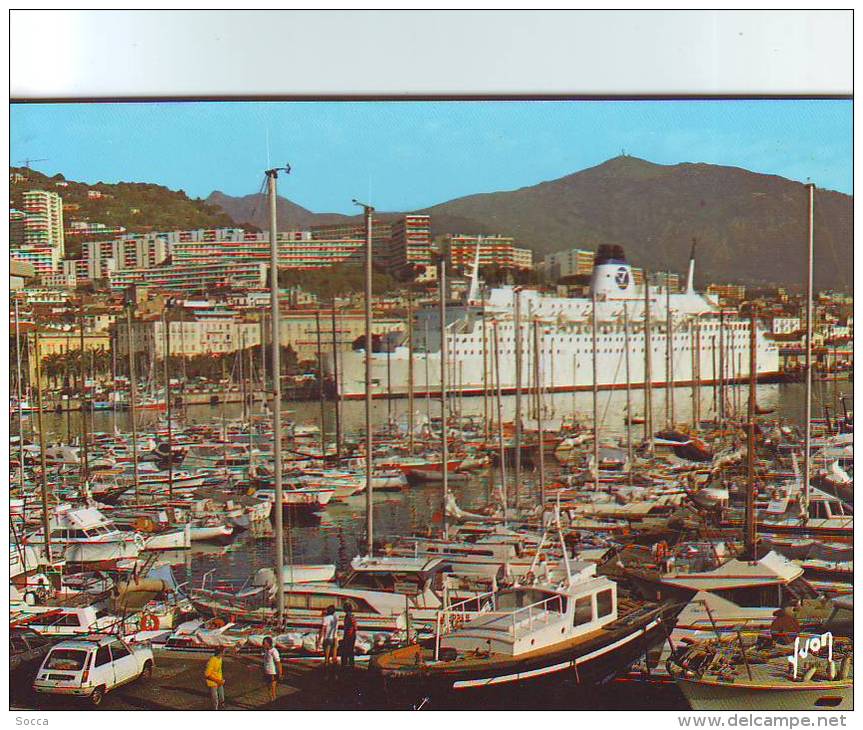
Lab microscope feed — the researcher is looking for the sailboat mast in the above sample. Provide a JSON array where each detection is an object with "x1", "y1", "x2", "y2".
[
  {"x1": 745, "y1": 305, "x2": 758, "y2": 557},
  {"x1": 330, "y1": 302, "x2": 342, "y2": 459},
  {"x1": 316, "y1": 310, "x2": 326, "y2": 457},
  {"x1": 591, "y1": 291, "x2": 600, "y2": 490},
  {"x1": 79, "y1": 298, "x2": 89, "y2": 484},
  {"x1": 492, "y1": 320, "x2": 507, "y2": 526},
  {"x1": 513, "y1": 290, "x2": 523, "y2": 510},
  {"x1": 355, "y1": 200, "x2": 375, "y2": 555},
  {"x1": 14, "y1": 297, "x2": 25, "y2": 496},
  {"x1": 623, "y1": 301, "x2": 633, "y2": 476},
  {"x1": 407, "y1": 290, "x2": 415, "y2": 455},
  {"x1": 666, "y1": 282, "x2": 674, "y2": 427},
  {"x1": 33, "y1": 331, "x2": 52, "y2": 563},
  {"x1": 438, "y1": 252, "x2": 449, "y2": 539},
  {"x1": 126, "y1": 304, "x2": 140, "y2": 505},
  {"x1": 163, "y1": 306, "x2": 174, "y2": 499},
  {"x1": 533, "y1": 318, "x2": 546, "y2": 505},
  {"x1": 643, "y1": 276, "x2": 654, "y2": 455},
  {"x1": 482, "y1": 301, "x2": 489, "y2": 445},
  {"x1": 803, "y1": 183, "x2": 815, "y2": 508},
  {"x1": 266, "y1": 166, "x2": 287, "y2": 623}
]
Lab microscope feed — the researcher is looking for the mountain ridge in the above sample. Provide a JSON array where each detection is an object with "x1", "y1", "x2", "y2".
[{"x1": 207, "y1": 156, "x2": 852, "y2": 290}]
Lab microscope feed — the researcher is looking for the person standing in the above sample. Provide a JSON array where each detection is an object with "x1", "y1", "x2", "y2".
[
  {"x1": 204, "y1": 646, "x2": 225, "y2": 710},
  {"x1": 340, "y1": 605, "x2": 357, "y2": 668},
  {"x1": 261, "y1": 636, "x2": 282, "y2": 701},
  {"x1": 317, "y1": 605, "x2": 338, "y2": 668}
]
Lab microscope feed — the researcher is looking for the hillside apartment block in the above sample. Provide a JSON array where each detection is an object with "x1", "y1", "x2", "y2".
[{"x1": 9, "y1": 190, "x2": 66, "y2": 276}]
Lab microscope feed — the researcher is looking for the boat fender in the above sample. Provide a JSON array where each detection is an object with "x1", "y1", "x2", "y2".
[
  {"x1": 802, "y1": 666, "x2": 818, "y2": 682},
  {"x1": 140, "y1": 613, "x2": 160, "y2": 631},
  {"x1": 838, "y1": 656, "x2": 851, "y2": 680},
  {"x1": 133, "y1": 533, "x2": 147, "y2": 550}
]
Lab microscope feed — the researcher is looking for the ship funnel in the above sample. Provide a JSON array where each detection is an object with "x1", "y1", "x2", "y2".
[
  {"x1": 686, "y1": 238, "x2": 697, "y2": 294},
  {"x1": 590, "y1": 244, "x2": 635, "y2": 299}
]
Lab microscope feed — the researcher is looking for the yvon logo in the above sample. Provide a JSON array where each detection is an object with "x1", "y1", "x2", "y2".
[{"x1": 787, "y1": 631, "x2": 833, "y2": 679}]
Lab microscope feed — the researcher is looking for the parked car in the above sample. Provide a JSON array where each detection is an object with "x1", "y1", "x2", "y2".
[
  {"x1": 33, "y1": 634, "x2": 154, "y2": 706},
  {"x1": 10, "y1": 627, "x2": 58, "y2": 676}
]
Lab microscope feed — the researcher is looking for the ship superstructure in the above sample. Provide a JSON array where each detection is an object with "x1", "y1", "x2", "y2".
[{"x1": 328, "y1": 245, "x2": 780, "y2": 399}]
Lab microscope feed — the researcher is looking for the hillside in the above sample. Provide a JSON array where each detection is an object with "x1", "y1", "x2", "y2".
[
  {"x1": 206, "y1": 191, "x2": 351, "y2": 230},
  {"x1": 423, "y1": 156, "x2": 853, "y2": 291},
  {"x1": 11, "y1": 167, "x2": 234, "y2": 258},
  {"x1": 208, "y1": 157, "x2": 853, "y2": 290}
]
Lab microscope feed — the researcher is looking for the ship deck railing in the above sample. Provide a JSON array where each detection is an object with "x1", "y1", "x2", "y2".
[{"x1": 433, "y1": 589, "x2": 565, "y2": 660}]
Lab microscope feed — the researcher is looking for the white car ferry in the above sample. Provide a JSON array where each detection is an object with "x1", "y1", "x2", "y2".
[{"x1": 330, "y1": 245, "x2": 780, "y2": 398}]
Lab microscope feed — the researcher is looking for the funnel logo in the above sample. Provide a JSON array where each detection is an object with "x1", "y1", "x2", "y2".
[{"x1": 615, "y1": 267, "x2": 630, "y2": 290}]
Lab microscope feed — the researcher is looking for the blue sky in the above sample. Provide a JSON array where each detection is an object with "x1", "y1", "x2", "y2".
[{"x1": 11, "y1": 100, "x2": 851, "y2": 213}]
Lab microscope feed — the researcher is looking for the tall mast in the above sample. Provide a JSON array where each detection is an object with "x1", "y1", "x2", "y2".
[
  {"x1": 14, "y1": 297, "x2": 25, "y2": 497},
  {"x1": 719, "y1": 309, "x2": 726, "y2": 430},
  {"x1": 126, "y1": 303, "x2": 140, "y2": 504},
  {"x1": 533, "y1": 318, "x2": 546, "y2": 506},
  {"x1": 163, "y1": 304, "x2": 173, "y2": 499},
  {"x1": 482, "y1": 301, "x2": 489, "y2": 445},
  {"x1": 266, "y1": 165, "x2": 289, "y2": 623},
  {"x1": 513, "y1": 289, "x2": 523, "y2": 510},
  {"x1": 745, "y1": 305, "x2": 758, "y2": 557},
  {"x1": 591, "y1": 291, "x2": 600, "y2": 489},
  {"x1": 623, "y1": 301, "x2": 633, "y2": 478},
  {"x1": 354, "y1": 199, "x2": 375, "y2": 555},
  {"x1": 407, "y1": 290, "x2": 415, "y2": 455},
  {"x1": 315, "y1": 310, "x2": 326, "y2": 458},
  {"x1": 438, "y1": 251, "x2": 449, "y2": 539},
  {"x1": 689, "y1": 317, "x2": 701, "y2": 431},
  {"x1": 330, "y1": 301, "x2": 342, "y2": 459},
  {"x1": 79, "y1": 297, "x2": 89, "y2": 484},
  {"x1": 33, "y1": 331, "x2": 52, "y2": 563},
  {"x1": 643, "y1": 275, "x2": 654, "y2": 455},
  {"x1": 666, "y1": 281, "x2": 674, "y2": 427},
  {"x1": 424, "y1": 319, "x2": 431, "y2": 424},
  {"x1": 803, "y1": 183, "x2": 815, "y2": 509},
  {"x1": 492, "y1": 320, "x2": 507, "y2": 526}
]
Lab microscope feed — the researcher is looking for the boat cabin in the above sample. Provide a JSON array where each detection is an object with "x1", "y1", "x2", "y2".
[{"x1": 440, "y1": 562, "x2": 618, "y2": 657}]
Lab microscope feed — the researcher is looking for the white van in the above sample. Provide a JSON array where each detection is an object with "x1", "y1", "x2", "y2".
[{"x1": 33, "y1": 634, "x2": 154, "y2": 706}]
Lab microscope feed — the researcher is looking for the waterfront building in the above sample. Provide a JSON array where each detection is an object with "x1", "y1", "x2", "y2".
[
  {"x1": 22, "y1": 190, "x2": 65, "y2": 259},
  {"x1": 707, "y1": 283, "x2": 747, "y2": 305},
  {"x1": 544, "y1": 248, "x2": 595, "y2": 280},
  {"x1": 389, "y1": 215, "x2": 433, "y2": 276},
  {"x1": 109, "y1": 260, "x2": 267, "y2": 293},
  {"x1": 448, "y1": 234, "x2": 533, "y2": 271},
  {"x1": 10, "y1": 190, "x2": 66, "y2": 275}
]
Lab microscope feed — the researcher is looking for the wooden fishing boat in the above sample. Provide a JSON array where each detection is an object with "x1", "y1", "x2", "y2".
[
  {"x1": 668, "y1": 632, "x2": 853, "y2": 711},
  {"x1": 369, "y1": 560, "x2": 685, "y2": 701}
]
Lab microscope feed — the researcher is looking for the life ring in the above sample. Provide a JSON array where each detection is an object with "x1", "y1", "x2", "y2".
[
  {"x1": 210, "y1": 618, "x2": 226, "y2": 629},
  {"x1": 140, "y1": 613, "x2": 160, "y2": 631}
]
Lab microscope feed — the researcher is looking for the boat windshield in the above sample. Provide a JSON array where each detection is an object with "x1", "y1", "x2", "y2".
[{"x1": 496, "y1": 588, "x2": 566, "y2": 613}]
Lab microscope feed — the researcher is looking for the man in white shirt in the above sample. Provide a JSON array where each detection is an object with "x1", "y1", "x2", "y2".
[
  {"x1": 262, "y1": 636, "x2": 282, "y2": 701},
  {"x1": 317, "y1": 604, "x2": 338, "y2": 668}
]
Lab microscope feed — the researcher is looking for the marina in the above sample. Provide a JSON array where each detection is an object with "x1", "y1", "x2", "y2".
[{"x1": 8, "y1": 39, "x2": 854, "y2": 715}]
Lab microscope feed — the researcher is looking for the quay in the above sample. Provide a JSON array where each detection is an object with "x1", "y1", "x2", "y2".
[{"x1": 11, "y1": 653, "x2": 374, "y2": 711}]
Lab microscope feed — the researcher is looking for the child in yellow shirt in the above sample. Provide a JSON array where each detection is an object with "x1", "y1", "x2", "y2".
[{"x1": 204, "y1": 647, "x2": 225, "y2": 710}]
